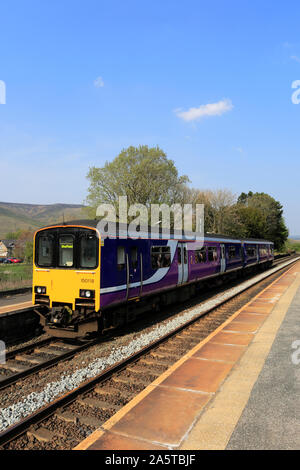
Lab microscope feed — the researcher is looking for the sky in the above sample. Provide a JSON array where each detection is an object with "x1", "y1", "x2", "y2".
[{"x1": 0, "y1": 0, "x2": 300, "y2": 234}]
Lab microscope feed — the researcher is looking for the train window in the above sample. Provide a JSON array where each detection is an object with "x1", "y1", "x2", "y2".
[
  {"x1": 80, "y1": 235, "x2": 98, "y2": 268},
  {"x1": 184, "y1": 247, "x2": 187, "y2": 264},
  {"x1": 208, "y1": 247, "x2": 218, "y2": 262},
  {"x1": 228, "y1": 246, "x2": 236, "y2": 259},
  {"x1": 37, "y1": 234, "x2": 54, "y2": 267},
  {"x1": 131, "y1": 247, "x2": 138, "y2": 269},
  {"x1": 246, "y1": 246, "x2": 257, "y2": 257},
  {"x1": 117, "y1": 246, "x2": 125, "y2": 271},
  {"x1": 178, "y1": 247, "x2": 181, "y2": 265},
  {"x1": 151, "y1": 246, "x2": 171, "y2": 269},
  {"x1": 195, "y1": 247, "x2": 207, "y2": 263},
  {"x1": 58, "y1": 235, "x2": 74, "y2": 267}
]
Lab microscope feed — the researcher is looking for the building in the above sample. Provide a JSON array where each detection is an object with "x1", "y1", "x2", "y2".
[{"x1": 0, "y1": 240, "x2": 15, "y2": 258}]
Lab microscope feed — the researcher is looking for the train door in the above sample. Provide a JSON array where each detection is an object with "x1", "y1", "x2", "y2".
[
  {"x1": 126, "y1": 245, "x2": 142, "y2": 300},
  {"x1": 220, "y1": 244, "x2": 226, "y2": 273},
  {"x1": 178, "y1": 242, "x2": 188, "y2": 284},
  {"x1": 241, "y1": 243, "x2": 245, "y2": 266}
]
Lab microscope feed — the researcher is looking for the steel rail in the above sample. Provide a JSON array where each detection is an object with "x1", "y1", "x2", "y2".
[{"x1": 0, "y1": 256, "x2": 299, "y2": 448}]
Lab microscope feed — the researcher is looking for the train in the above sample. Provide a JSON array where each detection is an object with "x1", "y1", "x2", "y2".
[{"x1": 32, "y1": 220, "x2": 274, "y2": 338}]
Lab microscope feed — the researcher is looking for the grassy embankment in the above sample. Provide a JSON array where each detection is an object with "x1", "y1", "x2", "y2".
[
  {"x1": 0, "y1": 264, "x2": 32, "y2": 292},
  {"x1": 284, "y1": 239, "x2": 300, "y2": 254}
]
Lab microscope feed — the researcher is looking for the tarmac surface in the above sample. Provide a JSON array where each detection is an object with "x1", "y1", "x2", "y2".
[{"x1": 226, "y1": 282, "x2": 300, "y2": 449}]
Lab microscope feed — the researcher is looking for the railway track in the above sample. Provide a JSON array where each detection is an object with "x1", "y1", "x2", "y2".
[
  {"x1": 0, "y1": 257, "x2": 298, "y2": 450},
  {"x1": 0, "y1": 255, "x2": 294, "y2": 392},
  {"x1": 0, "y1": 337, "x2": 101, "y2": 391}
]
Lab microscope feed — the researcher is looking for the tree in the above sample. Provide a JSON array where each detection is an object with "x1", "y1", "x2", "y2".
[
  {"x1": 85, "y1": 145, "x2": 190, "y2": 219},
  {"x1": 186, "y1": 188, "x2": 244, "y2": 236},
  {"x1": 237, "y1": 192, "x2": 289, "y2": 250},
  {"x1": 13, "y1": 230, "x2": 34, "y2": 263}
]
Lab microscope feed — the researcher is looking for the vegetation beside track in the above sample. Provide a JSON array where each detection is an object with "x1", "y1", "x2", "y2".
[
  {"x1": 0, "y1": 264, "x2": 32, "y2": 291},
  {"x1": 283, "y1": 239, "x2": 300, "y2": 254}
]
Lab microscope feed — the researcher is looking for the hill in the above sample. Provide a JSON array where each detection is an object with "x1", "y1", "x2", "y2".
[{"x1": 0, "y1": 201, "x2": 88, "y2": 238}]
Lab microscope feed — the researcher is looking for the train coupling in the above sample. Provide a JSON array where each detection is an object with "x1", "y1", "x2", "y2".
[{"x1": 49, "y1": 305, "x2": 73, "y2": 327}]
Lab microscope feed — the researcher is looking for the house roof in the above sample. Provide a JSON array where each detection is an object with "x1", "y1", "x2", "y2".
[{"x1": 0, "y1": 239, "x2": 16, "y2": 248}]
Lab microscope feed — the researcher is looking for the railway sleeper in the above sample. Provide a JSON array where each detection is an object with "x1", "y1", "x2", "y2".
[
  {"x1": 112, "y1": 375, "x2": 149, "y2": 387},
  {"x1": 150, "y1": 350, "x2": 182, "y2": 360},
  {"x1": 27, "y1": 427, "x2": 62, "y2": 443},
  {"x1": 15, "y1": 354, "x2": 47, "y2": 364},
  {"x1": 55, "y1": 410, "x2": 104, "y2": 429},
  {"x1": 0, "y1": 362, "x2": 28, "y2": 372},
  {"x1": 126, "y1": 364, "x2": 162, "y2": 376},
  {"x1": 34, "y1": 347, "x2": 64, "y2": 356},
  {"x1": 94, "y1": 386, "x2": 131, "y2": 400},
  {"x1": 77, "y1": 397, "x2": 121, "y2": 412},
  {"x1": 139, "y1": 357, "x2": 171, "y2": 368}
]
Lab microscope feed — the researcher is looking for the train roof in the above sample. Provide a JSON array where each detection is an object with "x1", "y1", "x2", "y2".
[{"x1": 36, "y1": 219, "x2": 274, "y2": 245}]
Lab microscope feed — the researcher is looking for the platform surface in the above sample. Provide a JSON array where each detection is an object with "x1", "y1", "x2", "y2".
[
  {"x1": 75, "y1": 262, "x2": 300, "y2": 451},
  {"x1": 0, "y1": 292, "x2": 33, "y2": 315}
]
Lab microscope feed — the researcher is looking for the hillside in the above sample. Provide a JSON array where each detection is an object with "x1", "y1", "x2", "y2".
[{"x1": 0, "y1": 201, "x2": 88, "y2": 238}]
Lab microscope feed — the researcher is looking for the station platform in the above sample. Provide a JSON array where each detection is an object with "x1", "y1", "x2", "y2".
[
  {"x1": 0, "y1": 293, "x2": 33, "y2": 315},
  {"x1": 75, "y1": 261, "x2": 300, "y2": 451}
]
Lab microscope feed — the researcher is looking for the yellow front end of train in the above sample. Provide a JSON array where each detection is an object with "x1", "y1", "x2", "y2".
[{"x1": 32, "y1": 224, "x2": 101, "y2": 337}]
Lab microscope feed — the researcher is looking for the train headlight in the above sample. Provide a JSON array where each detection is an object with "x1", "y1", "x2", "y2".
[
  {"x1": 35, "y1": 286, "x2": 46, "y2": 294},
  {"x1": 79, "y1": 289, "x2": 95, "y2": 299}
]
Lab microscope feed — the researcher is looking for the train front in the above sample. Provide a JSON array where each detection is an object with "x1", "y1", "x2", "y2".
[{"x1": 32, "y1": 224, "x2": 101, "y2": 338}]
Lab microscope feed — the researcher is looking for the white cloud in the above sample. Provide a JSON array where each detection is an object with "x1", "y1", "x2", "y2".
[
  {"x1": 94, "y1": 76, "x2": 104, "y2": 88},
  {"x1": 291, "y1": 55, "x2": 300, "y2": 63},
  {"x1": 175, "y1": 98, "x2": 233, "y2": 122}
]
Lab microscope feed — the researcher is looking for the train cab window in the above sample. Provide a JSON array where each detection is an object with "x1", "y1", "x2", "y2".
[
  {"x1": 58, "y1": 235, "x2": 74, "y2": 267},
  {"x1": 195, "y1": 247, "x2": 207, "y2": 263},
  {"x1": 80, "y1": 235, "x2": 98, "y2": 268},
  {"x1": 37, "y1": 234, "x2": 54, "y2": 267},
  {"x1": 131, "y1": 247, "x2": 138, "y2": 269},
  {"x1": 117, "y1": 246, "x2": 125, "y2": 271},
  {"x1": 151, "y1": 246, "x2": 171, "y2": 269},
  {"x1": 208, "y1": 247, "x2": 217, "y2": 262}
]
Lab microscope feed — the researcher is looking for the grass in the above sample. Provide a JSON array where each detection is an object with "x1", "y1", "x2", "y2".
[
  {"x1": 284, "y1": 239, "x2": 300, "y2": 254},
  {"x1": 0, "y1": 263, "x2": 32, "y2": 292}
]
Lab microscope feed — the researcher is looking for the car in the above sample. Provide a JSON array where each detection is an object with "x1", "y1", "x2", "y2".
[
  {"x1": 8, "y1": 257, "x2": 22, "y2": 263},
  {"x1": 1, "y1": 258, "x2": 12, "y2": 264}
]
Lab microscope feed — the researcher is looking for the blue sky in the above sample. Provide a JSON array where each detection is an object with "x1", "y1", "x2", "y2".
[{"x1": 1, "y1": 0, "x2": 300, "y2": 233}]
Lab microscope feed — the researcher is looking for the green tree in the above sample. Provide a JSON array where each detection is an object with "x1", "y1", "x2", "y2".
[
  {"x1": 186, "y1": 188, "x2": 245, "y2": 236},
  {"x1": 5, "y1": 230, "x2": 22, "y2": 240},
  {"x1": 24, "y1": 241, "x2": 33, "y2": 263},
  {"x1": 85, "y1": 145, "x2": 190, "y2": 219},
  {"x1": 237, "y1": 192, "x2": 289, "y2": 250},
  {"x1": 13, "y1": 230, "x2": 34, "y2": 262}
]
